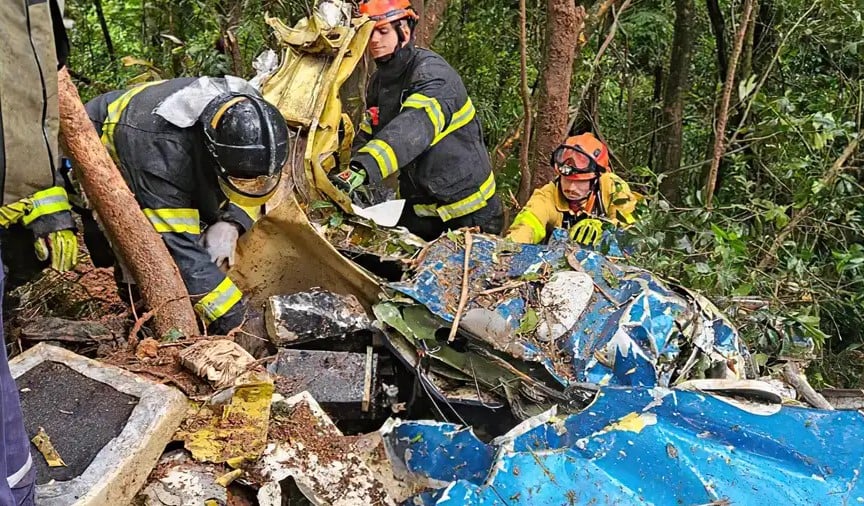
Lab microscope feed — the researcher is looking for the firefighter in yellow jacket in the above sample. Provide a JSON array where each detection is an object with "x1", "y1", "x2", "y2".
[{"x1": 507, "y1": 133, "x2": 638, "y2": 245}]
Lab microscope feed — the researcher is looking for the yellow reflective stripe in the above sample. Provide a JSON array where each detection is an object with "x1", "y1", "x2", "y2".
[
  {"x1": 511, "y1": 209, "x2": 546, "y2": 244},
  {"x1": 431, "y1": 97, "x2": 476, "y2": 146},
  {"x1": 359, "y1": 139, "x2": 398, "y2": 178},
  {"x1": 218, "y1": 178, "x2": 276, "y2": 208},
  {"x1": 236, "y1": 204, "x2": 262, "y2": 223},
  {"x1": 194, "y1": 276, "x2": 243, "y2": 323},
  {"x1": 142, "y1": 208, "x2": 201, "y2": 235},
  {"x1": 617, "y1": 209, "x2": 636, "y2": 225},
  {"x1": 100, "y1": 81, "x2": 164, "y2": 161},
  {"x1": 20, "y1": 187, "x2": 72, "y2": 226},
  {"x1": 360, "y1": 112, "x2": 373, "y2": 134},
  {"x1": 402, "y1": 93, "x2": 445, "y2": 136},
  {"x1": 437, "y1": 172, "x2": 496, "y2": 221},
  {"x1": 413, "y1": 203, "x2": 439, "y2": 217}
]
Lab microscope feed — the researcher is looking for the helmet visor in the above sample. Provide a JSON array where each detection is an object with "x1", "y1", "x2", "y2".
[
  {"x1": 219, "y1": 173, "x2": 281, "y2": 207},
  {"x1": 552, "y1": 145, "x2": 599, "y2": 179}
]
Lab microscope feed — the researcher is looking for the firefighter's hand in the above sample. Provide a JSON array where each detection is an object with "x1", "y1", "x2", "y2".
[
  {"x1": 329, "y1": 164, "x2": 367, "y2": 194},
  {"x1": 570, "y1": 218, "x2": 604, "y2": 246},
  {"x1": 34, "y1": 229, "x2": 79, "y2": 272},
  {"x1": 202, "y1": 221, "x2": 240, "y2": 268}
]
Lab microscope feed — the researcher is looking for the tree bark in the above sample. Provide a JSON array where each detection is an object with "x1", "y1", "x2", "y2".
[
  {"x1": 415, "y1": 0, "x2": 450, "y2": 48},
  {"x1": 648, "y1": 63, "x2": 664, "y2": 169},
  {"x1": 529, "y1": 0, "x2": 583, "y2": 190},
  {"x1": 221, "y1": 30, "x2": 244, "y2": 77},
  {"x1": 656, "y1": 0, "x2": 696, "y2": 205},
  {"x1": 783, "y1": 362, "x2": 834, "y2": 410},
  {"x1": 93, "y1": 0, "x2": 115, "y2": 62},
  {"x1": 705, "y1": 0, "x2": 755, "y2": 208},
  {"x1": 57, "y1": 68, "x2": 198, "y2": 338},
  {"x1": 740, "y1": 0, "x2": 757, "y2": 83},
  {"x1": 706, "y1": 0, "x2": 728, "y2": 83},
  {"x1": 516, "y1": 0, "x2": 534, "y2": 205},
  {"x1": 217, "y1": 1, "x2": 245, "y2": 76}
]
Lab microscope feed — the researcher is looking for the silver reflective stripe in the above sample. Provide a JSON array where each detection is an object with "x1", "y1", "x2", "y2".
[
  {"x1": 201, "y1": 283, "x2": 241, "y2": 317},
  {"x1": 7, "y1": 453, "x2": 32, "y2": 488},
  {"x1": 32, "y1": 194, "x2": 66, "y2": 207}
]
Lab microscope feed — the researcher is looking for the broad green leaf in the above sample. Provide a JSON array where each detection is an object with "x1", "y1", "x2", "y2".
[
  {"x1": 518, "y1": 308, "x2": 539, "y2": 334},
  {"x1": 738, "y1": 74, "x2": 757, "y2": 101}
]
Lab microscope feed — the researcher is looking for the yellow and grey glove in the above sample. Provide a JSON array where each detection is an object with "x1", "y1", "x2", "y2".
[
  {"x1": 33, "y1": 229, "x2": 79, "y2": 272},
  {"x1": 20, "y1": 186, "x2": 79, "y2": 272},
  {"x1": 569, "y1": 217, "x2": 605, "y2": 246}
]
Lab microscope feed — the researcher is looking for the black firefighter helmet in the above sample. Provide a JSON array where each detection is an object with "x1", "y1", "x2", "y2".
[{"x1": 201, "y1": 93, "x2": 289, "y2": 206}]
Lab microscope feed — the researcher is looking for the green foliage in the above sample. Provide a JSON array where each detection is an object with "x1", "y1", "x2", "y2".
[
  {"x1": 433, "y1": 0, "x2": 544, "y2": 148},
  {"x1": 66, "y1": 0, "x2": 306, "y2": 100}
]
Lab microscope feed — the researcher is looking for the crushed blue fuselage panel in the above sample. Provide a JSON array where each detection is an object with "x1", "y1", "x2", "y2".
[
  {"x1": 388, "y1": 231, "x2": 745, "y2": 388},
  {"x1": 382, "y1": 386, "x2": 864, "y2": 505}
]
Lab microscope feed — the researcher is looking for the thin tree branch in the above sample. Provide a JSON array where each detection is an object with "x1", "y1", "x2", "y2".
[
  {"x1": 448, "y1": 232, "x2": 473, "y2": 343},
  {"x1": 704, "y1": 0, "x2": 755, "y2": 208},
  {"x1": 93, "y1": 0, "x2": 115, "y2": 61},
  {"x1": 757, "y1": 132, "x2": 862, "y2": 270},
  {"x1": 727, "y1": 2, "x2": 818, "y2": 148},
  {"x1": 516, "y1": 0, "x2": 534, "y2": 204},
  {"x1": 568, "y1": 0, "x2": 634, "y2": 133}
]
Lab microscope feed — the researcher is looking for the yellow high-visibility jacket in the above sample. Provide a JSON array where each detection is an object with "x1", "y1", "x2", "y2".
[{"x1": 507, "y1": 173, "x2": 638, "y2": 244}]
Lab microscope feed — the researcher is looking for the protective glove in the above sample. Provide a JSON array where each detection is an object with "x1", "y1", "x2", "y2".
[
  {"x1": 33, "y1": 229, "x2": 79, "y2": 272},
  {"x1": 0, "y1": 200, "x2": 33, "y2": 228},
  {"x1": 329, "y1": 164, "x2": 367, "y2": 194},
  {"x1": 202, "y1": 221, "x2": 241, "y2": 268},
  {"x1": 569, "y1": 217, "x2": 604, "y2": 246},
  {"x1": 13, "y1": 186, "x2": 79, "y2": 272}
]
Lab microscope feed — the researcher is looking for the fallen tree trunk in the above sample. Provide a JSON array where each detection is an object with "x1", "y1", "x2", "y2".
[{"x1": 57, "y1": 68, "x2": 198, "y2": 338}]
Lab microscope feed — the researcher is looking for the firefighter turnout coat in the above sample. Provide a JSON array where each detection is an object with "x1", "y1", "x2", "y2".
[
  {"x1": 508, "y1": 173, "x2": 638, "y2": 245},
  {"x1": 352, "y1": 43, "x2": 502, "y2": 237},
  {"x1": 85, "y1": 78, "x2": 257, "y2": 333}
]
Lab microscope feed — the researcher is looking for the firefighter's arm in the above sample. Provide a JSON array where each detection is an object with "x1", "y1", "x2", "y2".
[
  {"x1": 220, "y1": 202, "x2": 260, "y2": 234},
  {"x1": 601, "y1": 173, "x2": 638, "y2": 226},
  {"x1": 507, "y1": 184, "x2": 561, "y2": 244},
  {"x1": 136, "y1": 170, "x2": 246, "y2": 333},
  {"x1": 0, "y1": 186, "x2": 79, "y2": 272},
  {"x1": 352, "y1": 62, "x2": 455, "y2": 184}
]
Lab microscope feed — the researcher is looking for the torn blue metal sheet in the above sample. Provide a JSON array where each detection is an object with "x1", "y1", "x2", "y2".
[
  {"x1": 382, "y1": 420, "x2": 494, "y2": 485},
  {"x1": 388, "y1": 232, "x2": 746, "y2": 388},
  {"x1": 383, "y1": 387, "x2": 864, "y2": 505}
]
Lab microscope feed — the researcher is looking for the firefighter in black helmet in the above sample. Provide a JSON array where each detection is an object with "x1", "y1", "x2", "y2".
[{"x1": 81, "y1": 77, "x2": 288, "y2": 334}]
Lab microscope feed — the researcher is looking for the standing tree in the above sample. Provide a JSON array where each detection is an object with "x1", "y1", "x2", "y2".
[
  {"x1": 516, "y1": 0, "x2": 534, "y2": 204},
  {"x1": 415, "y1": 0, "x2": 450, "y2": 48},
  {"x1": 93, "y1": 0, "x2": 115, "y2": 62},
  {"x1": 528, "y1": 0, "x2": 583, "y2": 192},
  {"x1": 656, "y1": 0, "x2": 696, "y2": 205}
]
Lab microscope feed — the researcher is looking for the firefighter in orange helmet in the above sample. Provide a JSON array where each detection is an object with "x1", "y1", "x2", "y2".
[
  {"x1": 331, "y1": 0, "x2": 503, "y2": 241},
  {"x1": 507, "y1": 133, "x2": 639, "y2": 245}
]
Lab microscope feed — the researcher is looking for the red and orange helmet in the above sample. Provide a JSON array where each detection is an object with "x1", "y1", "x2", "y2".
[
  {"x1": 359, "y1": 0, "x2": 419, "y2": 28},
  {"x1": 550, "y1": 133, "x2": 610, "y2": 180}
]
